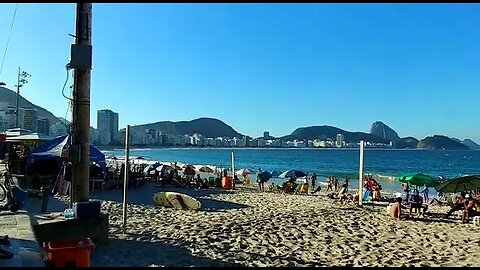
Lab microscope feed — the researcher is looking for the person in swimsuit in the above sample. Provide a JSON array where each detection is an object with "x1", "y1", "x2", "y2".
[
  {"x1": 461, "y1": 195, "x2": 479, "y2": 224},
  {"x1": 390, "y1": 197, "x2": 402, "y2": 220}
]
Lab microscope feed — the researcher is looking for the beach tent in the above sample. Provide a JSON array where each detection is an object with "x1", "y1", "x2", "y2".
[{"x1": 26, "y1": 135, "x2": 106, "y2": 173}]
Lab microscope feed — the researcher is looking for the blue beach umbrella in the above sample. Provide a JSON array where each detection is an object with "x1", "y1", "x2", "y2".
[
  {"x1": 278, "y1": 169, "x2": 308, "y2": 179},
  {"x1": 144, "y1": 162, "x2": 161, "y2": 174},
  {"x1": 258, "y1": 171, "x2": 273, "y2": 182},
  {"x1": 270, "y1": 170, "x2": 282, "y2": 177}
]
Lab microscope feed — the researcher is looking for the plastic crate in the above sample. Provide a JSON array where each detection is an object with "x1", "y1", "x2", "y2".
[{"x1": 43, "y1": 237, "x2": 95, "y2": 267}]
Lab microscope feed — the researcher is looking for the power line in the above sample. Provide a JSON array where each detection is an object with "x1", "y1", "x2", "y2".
[{"x1": 0, "y1": 3, "x2": 19, "y2": 79}]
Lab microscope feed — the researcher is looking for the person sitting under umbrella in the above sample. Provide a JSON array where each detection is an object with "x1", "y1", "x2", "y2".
[
  {"x1": 408, "y1": 189, "x2": 426, "y2": 217},
  {"x1": 461, "y1": 194, "x2": 479, "y2": 224},
  {"x1": 445, "y1": 192, "x2": 467, "y2": 219}
]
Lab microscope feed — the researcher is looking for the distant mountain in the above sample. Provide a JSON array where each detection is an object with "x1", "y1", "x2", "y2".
[
  {"x1": 370, "y1": 121, "x2": 400, "y2": 142},
  {"x1": 0, "y1": 87, "x2": 62, "y2": 125},
  {"x1": 417, "y1": 135, "x2": 469, "y2": 150},
  {"x1": 451, "y1": 138, "x2": 480, "y2": 150},
  {"x1": 127, "y1": 117, "x2": 242, "y2": 138},
  {"x1": 282, "y1": 125, "x2": 388, "y2": 143},
  {"x1": 462, "y1": 139, "x2": 480, "y2": 150},
  {"x1": 396, "y1": 137, "x2": 419, "y2": 149}
]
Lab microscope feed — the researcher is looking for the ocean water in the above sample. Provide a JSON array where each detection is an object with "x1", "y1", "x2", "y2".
[{"x1": 101, "y1": 148, "x2": 480, "y2": 194}]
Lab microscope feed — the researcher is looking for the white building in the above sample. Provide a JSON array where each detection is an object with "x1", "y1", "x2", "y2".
[{"x1": 336, "y1": 133, "x2": 345, "y2": 148}]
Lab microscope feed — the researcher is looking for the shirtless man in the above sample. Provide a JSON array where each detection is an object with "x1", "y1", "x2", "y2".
[
  {"x1": 461, "y1": 195, "x2": 479, "y2": 224},
  {"x1": 389, "y1": 197, "x2": 402, "y2": 220}
]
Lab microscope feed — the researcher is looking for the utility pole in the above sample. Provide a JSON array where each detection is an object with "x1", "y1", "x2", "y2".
[
  {"x1": 71, "y1": 3, "x2": 92, "y2": 203},
  {"x1": 14, "y1": 66, "x2": 30, "y2": 128}
]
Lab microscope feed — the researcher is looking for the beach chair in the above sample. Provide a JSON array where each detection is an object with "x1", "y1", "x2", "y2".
[{"x1": 473, "y1": 216, "x2": 480, "y2": 226}]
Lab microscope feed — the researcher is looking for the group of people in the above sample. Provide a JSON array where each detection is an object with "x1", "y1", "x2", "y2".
[
  {"x1": 389, "y1": 188, "x2": 480, "y2": 223},
  {"x1": 7, "y1": 144, "x2": 31, "y2": 174},
  {"x1": 402, "y1": 183, "x2": 431, "y2": 204},
  {"x1": 363, "y1": 175, "x2": 382, "y2": 201}
]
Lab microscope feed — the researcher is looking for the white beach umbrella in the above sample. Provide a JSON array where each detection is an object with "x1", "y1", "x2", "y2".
[{"x1": 236, "y1": 168, "x2": 252, "y2": 175}]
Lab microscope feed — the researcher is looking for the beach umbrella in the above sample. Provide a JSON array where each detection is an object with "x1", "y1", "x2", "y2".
[
  {"x1": 156, "y1": 164, "x2": 172, "y2": 172},
  {"x1": 435, "y1": 175, "x2": 480, "y2": 193},
  {"x1": 398, "y1": 173, "x2": 439, "y2": 187},
  {"x1": 278, "y1": 169, "x2": 307, "y2": 179},
  {"x1": 236, "y1": 168, "x2": 252, "y2": 175},
  {"x1": 144, "y1": 162, "x2": 161, "y2": 173},
  {"x1": 199, "y1": 166, "x2": 214, "y2": 173},
  {"x1": 258, "y1": 171, "x2": 272, "y2": 182},
  {"x1": 270, "y1": 170, "x2": 282, "y2": 177},
  {"x1": 183, "y1": 165, "x2": 196, "y2": 176}
]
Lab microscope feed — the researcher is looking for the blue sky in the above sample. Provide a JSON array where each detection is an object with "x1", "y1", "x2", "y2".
[{"x1": 0, "y1": 3, "x2": 479, "y2": 141}]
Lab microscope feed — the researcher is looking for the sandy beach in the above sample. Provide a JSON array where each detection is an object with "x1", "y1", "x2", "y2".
[{"x1": 71, "y1": 183, "x2": 480, "y2": 267}]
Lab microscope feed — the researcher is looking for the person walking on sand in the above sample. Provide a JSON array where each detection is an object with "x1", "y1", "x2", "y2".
[
  {"x1": 421, "y1": 184, "x2": 429, "y2": 204},
  {"x1": 311, "y1": 173, "x2": 317, "y2": 192},
  {"x1": 342, "y1": 177, "x2": 349, "y2": 192},
  {"x1": 402, "y1": 183, "x2": 411, "y2": 202}
]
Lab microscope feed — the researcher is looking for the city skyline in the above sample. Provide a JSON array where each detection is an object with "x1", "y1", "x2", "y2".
[{"x1": 0, "y1": 4, "x2": 479, "y2": 141}]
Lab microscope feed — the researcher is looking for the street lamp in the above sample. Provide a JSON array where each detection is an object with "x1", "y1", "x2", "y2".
[{"x1": 13, "y1": 66, "x2": 31, "y2": 128}]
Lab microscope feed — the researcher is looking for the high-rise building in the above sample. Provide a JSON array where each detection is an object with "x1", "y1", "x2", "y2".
[
  {"x1": 37, "y1": 117, "x2": 50, "y2": 135},
  {"x1": 263, "y1": 131, "x2": 270, "y2": 139},
  {"x1": 336, "y1": 133, "x2": 345, "y2": 148},
  {"x1": 49, "y1": 122, "x2": 68, "y2": 137},
  {"x1": 18, "y1": 107, "x2": 38, "y2": 132},
  {"x1": 97, "y1": 109, "x2": 119, "y2": 145}
]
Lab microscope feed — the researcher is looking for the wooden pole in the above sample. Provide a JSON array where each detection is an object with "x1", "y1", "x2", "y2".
[
  {"x1": 358, "y1": 140, "x2": 364, "y2": 206},
  {"x1": 71, "y1": 3, "x2": 92, "y2": 203},
  {"x1": 122, "y1": 125, "x2": 130, "y2": 233}
]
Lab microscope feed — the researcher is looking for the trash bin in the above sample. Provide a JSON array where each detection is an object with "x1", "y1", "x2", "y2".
[
  {"x1": 208, "y1": 176, "x2": 215, "y2": 187},
  {"x1": 43, "y1": 238, "x2": 95, "y2": 267},
  {"x1": 222, "y1": 176, "x2": 233, "y2": 190},
  {"x1": 215, "y1": 177, "x2": 222, "y2": 188}
]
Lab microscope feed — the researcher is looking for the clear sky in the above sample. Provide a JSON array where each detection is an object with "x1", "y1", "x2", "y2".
[{"x1": 0, "y1": 3, "x2": 479, "y2": 142}]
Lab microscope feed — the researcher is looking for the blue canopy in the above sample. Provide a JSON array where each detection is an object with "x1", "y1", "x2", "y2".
[{"x1": 26, "y1": 135, "x2": 106, "y2": 172}]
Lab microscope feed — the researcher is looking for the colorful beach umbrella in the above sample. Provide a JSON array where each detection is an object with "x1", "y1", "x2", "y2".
[
  {"x1": 199, "y1": 166, "x2": 214, "y2": 173},
  {"x1": 278, "y1": 169, "x2": 307, "y2": 179},
  {"x1": 435, "y1": 175, "x2": 480, "y2": 193},
  {"x1": 398, "y1": 173, "x2": 439, "y2": 187},
  {"x1": 236, "y1": 168, "x2": 252, "y2": 175}
]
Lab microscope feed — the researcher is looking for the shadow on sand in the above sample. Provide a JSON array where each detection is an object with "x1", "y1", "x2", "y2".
[
  {"x1": 91, "y1": 237, "x2": 241, "y2": 267},
  {"x1": 89, "y1": 183, "x2": 250, "y2": 212}
]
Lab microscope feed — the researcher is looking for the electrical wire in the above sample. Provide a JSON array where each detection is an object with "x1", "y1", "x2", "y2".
[
  {"x1": 0, "y1": 4, "x2": 19, "y2": 78},
  {"x1": 61, "y1": 67, "x2": 74, "y2": 134},
  {"x1": 61, "y1": 68, "x2": 73, "y2": 101}
]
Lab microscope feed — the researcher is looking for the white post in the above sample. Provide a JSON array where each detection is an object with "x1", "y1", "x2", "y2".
[
  {"x1": 231, "y1": 150, "x2": 235, "y2": 189},
  {"x1": 122, "y1": 125, "x2": 130, "y2": 233},
  {"x1": 358, "y1": 140, "x2": 364, "y2": 206}
]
